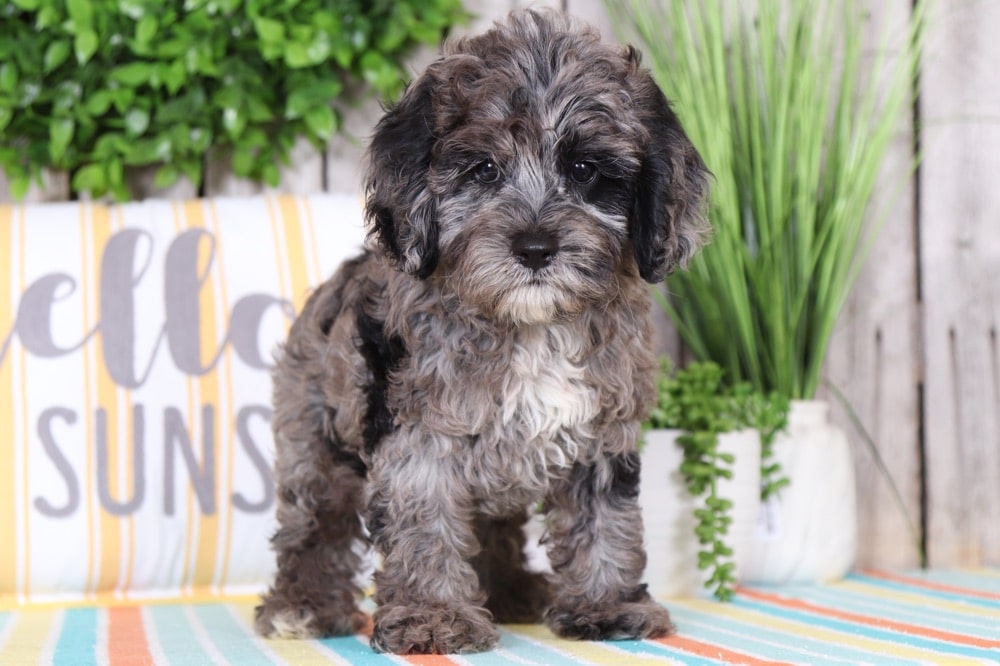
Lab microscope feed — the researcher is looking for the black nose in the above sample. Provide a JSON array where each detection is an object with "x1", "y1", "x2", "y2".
[{"x1": 511, "y1": 232, "x2": 559, "y2": 271}]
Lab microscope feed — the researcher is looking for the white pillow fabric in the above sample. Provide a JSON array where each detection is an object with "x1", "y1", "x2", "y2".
[{"x1": 0, "y1": 195, "x2": 365, "y2": 602}]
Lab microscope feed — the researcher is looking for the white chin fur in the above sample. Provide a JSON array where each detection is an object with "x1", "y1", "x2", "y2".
[{"x1": 497, "y1": 286, "x2": 562, "y2": 325}]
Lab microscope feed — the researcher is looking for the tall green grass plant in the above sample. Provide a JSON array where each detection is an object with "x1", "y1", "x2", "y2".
[{"x1": 610, "y1": 0, "x2": 923, "y2": 398}]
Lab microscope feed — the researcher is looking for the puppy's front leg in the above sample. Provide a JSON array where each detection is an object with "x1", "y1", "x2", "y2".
[
  {"x1": 544, "y1": 450, "x2": 675, "y2": 641},
  {"x1": 366, "y1": 430, "x2": 499, "y2": 655}
]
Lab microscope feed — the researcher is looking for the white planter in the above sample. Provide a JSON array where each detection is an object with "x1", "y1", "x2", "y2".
[
  {"x1": 742, "y1": 400, "x2": 857, "y2": 584},
  {"x1": 639, "y1": 428, "x2": 761, "y2": 598}
]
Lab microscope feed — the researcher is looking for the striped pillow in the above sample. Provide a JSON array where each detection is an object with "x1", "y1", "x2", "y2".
[{"x1": 0, "y1": 195, "x2": 365, "y2": 602}]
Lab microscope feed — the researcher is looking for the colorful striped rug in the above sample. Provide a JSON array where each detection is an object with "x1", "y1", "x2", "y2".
[{"x1": 1, "y1": 570, "x2": 997, "y2": 665}]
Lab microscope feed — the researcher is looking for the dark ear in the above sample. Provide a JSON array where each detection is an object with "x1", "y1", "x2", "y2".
[
  {"x1": 364, "y1": 73, "x2": 440, "y2": 279},
  {"x1": 630, "y1": 67, "x2": 710, "y2": 283}
]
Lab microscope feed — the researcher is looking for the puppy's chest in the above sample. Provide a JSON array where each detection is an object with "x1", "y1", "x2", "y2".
[
  {"x1": 499, "y1": 328, "x2": 599, "y2": 444},
  {"x1": 463, "y1": 327, "x2": 600, "y2": 513},
  {"x1": 398, "y1": 321, "x2": 604, "y2": 456}
]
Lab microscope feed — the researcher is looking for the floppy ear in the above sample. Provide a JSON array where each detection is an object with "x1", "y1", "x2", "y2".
[
  {"x1": 364, "y1": 73, "x2": 440, "y2": 279},
  {"x1": 630, "y1": 67, "x2": 711, "y2": 283}
]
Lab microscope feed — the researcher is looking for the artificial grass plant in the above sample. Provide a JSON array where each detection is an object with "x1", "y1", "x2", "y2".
[{"x1": 610, "y1": 0, "x2": 923, "y2": 398}]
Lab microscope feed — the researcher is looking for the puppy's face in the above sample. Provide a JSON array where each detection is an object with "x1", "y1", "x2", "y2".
[{"x1": 365, "y1": 11, "x2": 709, "y2": 325}]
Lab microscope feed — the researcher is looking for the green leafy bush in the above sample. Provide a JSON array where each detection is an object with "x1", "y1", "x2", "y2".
[
  {"x1": 0, "y1": 0, "x2": 466, "y2": 199},
  {"x1": 645, "y1": 359, "x2": 788, "y2": 600}
]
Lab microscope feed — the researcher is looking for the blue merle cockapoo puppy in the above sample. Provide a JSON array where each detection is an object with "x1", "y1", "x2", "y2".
[{"x1": 255, "y1": 9, "x2": 709, "y2": 655}]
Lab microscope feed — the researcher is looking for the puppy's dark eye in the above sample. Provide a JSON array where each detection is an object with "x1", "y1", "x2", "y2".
[
  {"x1": 474, "y1": 159, "x2": 502, "y2": 185},
  {"x1": 569, "y1": 160, "x2": 598, "y2": 185}
]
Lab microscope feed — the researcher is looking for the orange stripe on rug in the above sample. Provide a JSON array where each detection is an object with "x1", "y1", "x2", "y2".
[
  {"x1": 403, "y1": 656, "x2": 462, "y2": 666},
  {"x1": 862, "y1": 569, "x2": 1000, "y2": 601},
  {"x1": 738, "y1": 587, "x2": 1000, "y2": 649},
  {"x1": 658, "y1": 634, "x2": 793, "y2": 665},
  {"x1": 107, "y1": 606, "x2": 154, "y2": 665}
]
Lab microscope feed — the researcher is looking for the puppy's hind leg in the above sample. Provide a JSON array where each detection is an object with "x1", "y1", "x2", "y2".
[
  {"x1": 473, "y1": 512, "x2": 551, "y2": 623},
  {"x1": 255, "y1": 430, "x2": 369, "y2": 639}
]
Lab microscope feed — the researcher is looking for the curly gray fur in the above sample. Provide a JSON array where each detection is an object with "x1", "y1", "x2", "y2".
[{"x1": 255, "y1": 8, "x2": 709, "y2": 655}]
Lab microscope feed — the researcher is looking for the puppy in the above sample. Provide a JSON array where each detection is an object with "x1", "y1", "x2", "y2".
[{"x1": 255, "y1": 9, "x2": 709, "y2": 655}]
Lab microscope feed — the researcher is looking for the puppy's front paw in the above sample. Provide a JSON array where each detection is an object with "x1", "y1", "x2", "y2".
[
  {"x1": 371, "y1": 603, "x2": 500, "y2": 654},
  {"x1": 546, "y1": 598, "x2": 675, "y2": 641}
]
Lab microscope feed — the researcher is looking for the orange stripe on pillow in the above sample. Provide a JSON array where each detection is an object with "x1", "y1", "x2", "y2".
[
  {"x1": 171, "y1": 202, "x2": 199, "y2": 594},
  {"x1": 276, "y1": 195, "x2": 313, "y2": 314},
  {"x1": 266, "y1": 197, "x2": 290, "y2": 306},
  {"x1": 110, "y1": 206, "x2": 137, "y2": 594},
  {"x1": 186, "y1": 200, "x2": 223, "y2": 592},
  {"x1": 206, "y1": 199, "x2": 236, "y2": 593},
  {"x1": 107, "y1": 605, "x2": 154, "y2": 665},
  {"x1": 302, "y1": 197, "x2": 324, "y2": 286},
  {"x1": 90, "y1": 203, "x2": 124, "y2": 595}
]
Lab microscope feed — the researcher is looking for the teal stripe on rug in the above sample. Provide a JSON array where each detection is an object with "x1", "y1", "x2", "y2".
[
  {"x1": 466, "y1": 630, "x2": 588, "y2": 666},
  {"x1": 670, "y1": 605, "x2": 890, "y2": 665},
  {"x1": 847, "y1": 574, "x2": 1000, "y2": 609},
  {"x1": 318, "y1": 634, "x2": 400, "y2": 665},
  {"x1": 608, "y1": 637, "x2": 730, "y2": 665},
  {"x1": 147, "y1": 604, "x2": 220, "y2": 665},
  {"x1": 790, "y1": 585, "x2": 999, "y2": 636},
  {"x1": 492, "y1": 629, "x2": 719, "y2": 666},
  {"x1": 734, "y1": 597, "x2": 1000, "y2": 662},
  {"x1": 914, "y1": 569, "x2": 1000, "y2": 593},
  {"x1": 192, "y1": 604, "x2": 274, "y2": 666},
  {"x1": 53, "y1": 607, "x2": 97, "y2": 666}
]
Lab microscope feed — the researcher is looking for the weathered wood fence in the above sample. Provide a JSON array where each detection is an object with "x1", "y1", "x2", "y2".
[{"x1": 2, "y1": 0, "x2": 997, "y2": 570}]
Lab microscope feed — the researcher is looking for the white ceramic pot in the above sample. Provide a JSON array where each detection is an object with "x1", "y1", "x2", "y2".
[
  {"x1": 742, "y1": 400, "x2": 857, "y2": 583},
  {"x1": 639, "y1": 428, "x2": 761, "y2": 598}
]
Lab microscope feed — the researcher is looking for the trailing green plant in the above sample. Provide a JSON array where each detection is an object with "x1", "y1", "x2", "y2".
[
  {"x1": 646, "y1": 359, "x2": 788, "y2": 600},
  {"x1": 0, "y1": 0, "x2": 467, "y2": 199},
  {"x1": 612, "y1": 0, "x2": 924, "y2": 398}
]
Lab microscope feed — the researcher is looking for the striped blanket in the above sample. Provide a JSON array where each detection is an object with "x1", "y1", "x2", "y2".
[{"x1": 2, "y1": 570, "x2": 997, "y2": 665}]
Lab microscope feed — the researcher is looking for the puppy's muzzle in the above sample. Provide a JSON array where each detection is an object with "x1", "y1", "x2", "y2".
[{"x1": 511, "y1": 231, "x2": 559, "y2": 271}]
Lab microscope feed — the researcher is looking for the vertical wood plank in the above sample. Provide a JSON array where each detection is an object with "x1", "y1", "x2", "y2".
[
  {"x1": 565, "y1": 0, "x2": 615, "y2": 38},
  {"x1": 464, "y1": 0, "x2": 519, "y2": 34},
  {"x1": 124, "y1": 167, "x2": 198, "y2": 201},
  {"x1": 459, "y1": 0, "x2": 558, "y2": 37},
  {"x1": 202, "y1": 152, "x2": 265, "y2": 196},
  {"x1": 920, "y1": 0, "x2": 1000, "y2": 568},
  {"x1": 277, "y1": 138, "x2": 326, "y2": 193},
  {"x1": 326, "y1": 101, "x2": 377, "y2": 197},
  {"x1": 822, "y1": 0, "x2": 924, "y2": 569},
  {"x1": 203, "y1": 138, "x2": 325, "y2": 197},
  {"x1": 0, "y1": 170, "x2": 70, "y2": 203}
]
